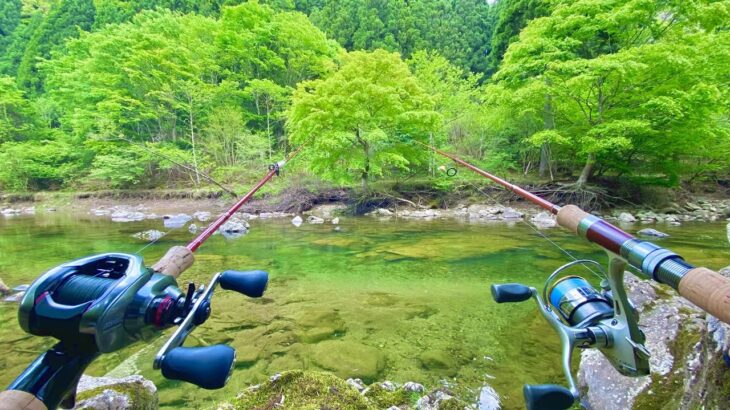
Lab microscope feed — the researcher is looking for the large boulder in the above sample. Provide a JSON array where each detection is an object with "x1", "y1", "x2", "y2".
[{"x1": 74, "y1": 375, "x2": 157, "y2": 410}]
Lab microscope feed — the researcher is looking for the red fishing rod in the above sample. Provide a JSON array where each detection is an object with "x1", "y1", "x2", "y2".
[
  {"x1": 418, "y1": 140, "x2": 730, "y2": 323},
  {"x1": 420, "y1": 141, "x2": 730, "y2": 409},
  {"x1": 153, "y1": 145, "x2": 306, "y2": 277},
  {"x1": 0, "y1": 146, "x2": 306, "y2": 410}
]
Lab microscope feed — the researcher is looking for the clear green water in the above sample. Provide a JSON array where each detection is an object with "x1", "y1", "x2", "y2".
[{"x1": 0, "y1": 213, "x2": 728, "y2": 409}]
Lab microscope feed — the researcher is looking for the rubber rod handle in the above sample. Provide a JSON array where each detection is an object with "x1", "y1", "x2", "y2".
[
  {"x1": 491, "y1": 284, "x2": 532, "y2": 303},
  {"x1": 219, "y1": 270, "x2": 269, "y2": 298},
  {"x1": 556, "y1": 205, "x2": 590, "y2": 235},
  {"x1": 0, "y1": 391, "x2": 47, "y2": 410},
  {"x1": 523, "y1": 384, "x2": 575, "y2": 410},
  {"x1": 160, "y1": 345, "x2": 235, "y2": 389},
  {"x1": 678, "y1": 267, "x2": 730, "y2": 324},
  {"x1": 152, "y1": 246, "x2": 194, "y2": 278}
]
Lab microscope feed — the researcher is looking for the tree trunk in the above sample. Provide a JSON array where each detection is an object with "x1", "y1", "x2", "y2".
[
  {"x1": 358, "y1": 128, "x2": 369, "y2": 191},
  {"x1": 540, "y1": 90, "x2": 554, "y2": 179},
  {"x1": 188, "y1": 96, "x2": 200, "y2": 186},
  {"x1": 576, "y1": 153, "x2": 595, "y2": 188},
  {"x1": 266, "y1": 101, "x2": 272, "y2": 160}
]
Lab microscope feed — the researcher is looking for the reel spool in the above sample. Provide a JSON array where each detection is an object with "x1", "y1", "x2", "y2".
[
  {"x1": 10, "y1": 253, "x2": 269, "y2": 409},
  {"x1": 491, "y1": 257, "x2": 650, "y2": 410}
]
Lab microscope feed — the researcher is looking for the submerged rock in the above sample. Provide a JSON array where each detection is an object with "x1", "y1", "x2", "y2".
[
  {"x1": 132, "y1": 230, "x2": 165, "y2": 242},
  {"x1": 219, "y1": 217, "x2": 249, "y2": 239},
  {"x1": 193, "y1": 211, "x2": 211, "y2": 222},
  {"x1": 307, "y1": 215, "x2": 325, "y2": 224},
  {"x1": 162, "y1": 213, "x2": 192, "y2": 228},
  {"x1": 291, "y1": 215, "x2": 303, "y2": 227},
  {"x1": 477, "y1": 385, "x2": 501, "y2": 410},
  {"x1": 111, "y1": 210, "x2": 146, "y2": 223},
  {"x1": 637, "y1": 228, "x2": 669, "y2": 238},
  {"x1": 75, "y1": 374, "x2": 157, "y2": 410},
  {"x1": 188, "y1": 223, "x2": 198, "y2": 234}
]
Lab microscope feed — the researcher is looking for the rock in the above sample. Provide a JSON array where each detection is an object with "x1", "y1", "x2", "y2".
[
  {"x1": 477, "y1": 385, "x2": 501, "y2": 410},
  {"x1": 618, "y1": 212, "x2": 636, "y2": 223},
  {"x1": 1, "y1": 208, "x2": 21, "y2": 216},
  {"x1": 22, "y1": 207, "x2": 35, "y2": 215},
  {"x1": 346, "y1": 378, "x2": 366, "y2": 392},
  {"x1": 111, "y1": 210, "x2": 146, "y2": 223},
  {"x1": 291, "y1": 215, "x2": 303, "y2": 227},
  {"x1": 3, "y1": 291, "x2": 24, "y2": 303},
  {"x1": 193, "y1": 211, "x2": 211, "y2": 222},
  {"x1": 406, "y1": 209, "x2": 440, "y2": 219},
  {"x1": 380, "y1": 381, "x2": 397, "y2": 391},
  {"x1": 375, "y1": 208, "x2": 393, "y2": 216},
  {"x1": 0, "y1": 278, "x2": 9, "y2": 296},
  {"x1": 162, "y1": 213, "x2": 192, "y2": 228},
  {"x1": 637, "y1": 228, "x2": 669, "y2": 238},
  {"x1": 219, "y1": 217, "x2": 249, "y2": 239},
  {"x1": 91, "y1": 208, "x2": 110, "y2": 216},
  {"x1": 132, "y1": 230, "x2": 165, "y2": 242},
  {"x1": 311, "y1": 341, "x2": 384, "y2": 380},
  {"x1": 75, "y1": 374, "x2": 157, "y2": 410},
  {"x1": 403, "y1": 382, "x2": 425, "y2": 393},
  {"x1": 333, "y1": 226, "x2": 342, "y2": 232},
  {"x1": 685, "y1": 202, "x2": 702, "y2": 211},
  {"x1": 500, "y1": 208, "x2": 523, "y2": 220},
  {"x1": 416, "y1": 388, "x2": 467, "y2": 410},
  {"x1": 331, "y1": 217, "x2": 340, "y2": 225},
  {"x1": 188, "y1": 223, "x2": 198, "y2": 234},
  {"x1": 307, "y1": 215, "x2": 325, "y2": 224},
  {"x1": 530, "y1": 211, "x2": 556, "y2": 228}
]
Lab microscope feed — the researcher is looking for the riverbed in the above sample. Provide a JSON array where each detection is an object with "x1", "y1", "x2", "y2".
[{"x1": 1, "y1": 212, "x2": 728, "y2": 409}]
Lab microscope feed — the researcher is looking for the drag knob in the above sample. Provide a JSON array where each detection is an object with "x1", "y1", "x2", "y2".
[
  {"x1": 160, "y1": 345, "x2": 235, "y2": 389},
  {"x1": 219, "y1": 270, "x2": 268, "y2": 297},
  {"x1": 523, "y1": 384, "x2": 574, "y2": 410},
  {"x1": 490, "y1": 284, "x2": 533, "y2": 303}
]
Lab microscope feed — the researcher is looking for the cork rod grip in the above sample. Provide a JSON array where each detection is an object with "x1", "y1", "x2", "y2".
[
  {"x1": 556, "y1": 205, "x2": 590, "y2": 235},
  {"x1": 678, "y1": 267, "x2": 730, "y2": 324},
  {"x1": 0, "y1": 391, "x2": 47, "y2": 410},
  {"x1": 152, "y1": 246, "x2": 194, "y2": 278}
]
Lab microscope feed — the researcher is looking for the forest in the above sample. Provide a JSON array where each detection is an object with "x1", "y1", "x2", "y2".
[{"x1": 0, "y1": 0, "x2": 728, "y2": 194}]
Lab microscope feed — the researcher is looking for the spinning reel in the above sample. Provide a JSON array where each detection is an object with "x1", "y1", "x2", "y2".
[
  {"x1": 491, "y1": 256, "x2": 650, "y2": 410},
  {"x1": 9, "y1": 253, "x2": 268, "y2": 409}
]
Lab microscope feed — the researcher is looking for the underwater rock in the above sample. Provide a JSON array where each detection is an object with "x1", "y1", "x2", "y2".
[
  {"x1": 162, "y1": 213, "x2": 192, "y2": 228},
  {"x1": 188, "y1": 223, "x2": 198, "y2": 234},
  {"x1": 418, "y1": 350, "x2": 451, "y2": 371},
  {"x1": 477, "y1": 385, "x2": 501, "y2": 410},
  {"x1": 307, "y1": 215, "x2": 325, "y2": 224},
  {"x1": 1, "y1": 208, "x2": 22, "y2": 216},
  {"x1": 311, "y1": 341, "x2": 383, "y2": 380},
  {"x1": 75, "y1": 374, "x2": 157, "y2": 410},
  {"x1": 291, "y1": 215, "x2": 303, "y2": 227},
  {"x1": 637, "y1": 228, "x2": 669, "y2": 238},
  {"x1": 193, "y1": 211, "x2": 211, "y2": 222},
  {"x1": 618, "y1": 212, "x2": 637, "y2": 223},
  {"x1": 132, "y1": 230, "x2": 165, "y2": 242}
]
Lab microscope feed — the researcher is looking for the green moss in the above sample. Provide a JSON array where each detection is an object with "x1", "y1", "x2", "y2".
[
  {"x1": 633, "y1": 324, "x2": 701, "y2": 410},
  {"x1": 76, "y1": 381, "x2": 156, "y2": 410},
  {"x1": 362, "y1": 383, "x2": 413, "y2": 408},
  {"x1": 704, "y1": 343, "x2": 730, "y2": 407},
  {"x1": 226, "y1": 371, "x2": 374, "y2": 410}
]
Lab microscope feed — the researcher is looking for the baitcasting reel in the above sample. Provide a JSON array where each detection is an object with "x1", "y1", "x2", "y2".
[
  {"x1": 10, "y1": 253, "x2": 268, "y2": 409},
  {"x1": 491, "y1": 256, "x2": 650, "y2": 410}
]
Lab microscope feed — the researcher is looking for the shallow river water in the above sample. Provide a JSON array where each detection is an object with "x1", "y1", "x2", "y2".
[{"x1": 0, "y1": 212, "x2": 728, "y2": 409}]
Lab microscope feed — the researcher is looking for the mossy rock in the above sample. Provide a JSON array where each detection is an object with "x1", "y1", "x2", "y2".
[
  {"x1": 310, "y1": 341, "x2": 384, "y2": 382},
  {"x1": 362, "y1": 384, "x2": 418, "y2": 409},
  {"x1": 75, "y1": 375, "x2": 157, "y2": 410},
  {"x1": 223, "y1": 370, "x2": 373, "y2": 410}
]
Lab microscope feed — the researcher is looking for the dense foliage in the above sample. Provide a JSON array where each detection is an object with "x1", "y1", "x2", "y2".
[{"x1": 0, "y1": 0, "x2": 727, "y2": 192}]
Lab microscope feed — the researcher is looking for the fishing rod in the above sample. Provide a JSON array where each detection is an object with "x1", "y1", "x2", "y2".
[
  {"x1": 0, "y1": 146, "x2": 305, "y2": 410},
  {"x1": 418, "y1": 141, "x2": 730, "y2": 410}
]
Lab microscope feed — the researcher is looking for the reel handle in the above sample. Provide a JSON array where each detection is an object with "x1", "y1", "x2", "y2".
[
  {"x1": 490, "y1": 283, "x2": 533, "y2": 303},
  {"x1": 523, "y1": 384, "x2": 575, "y2": 410},
  {"x1": 160, "y1": 345, "x2": 235, "y2": 389},
  {"x1": 219, "y1": 270, "x2": 269, "y2": 298}
]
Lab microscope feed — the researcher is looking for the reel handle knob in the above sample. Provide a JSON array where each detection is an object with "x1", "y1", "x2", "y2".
[
  {"x1": 523, "y1": 384, "x2": 575, "y2": 410},
  {"x1": 219, "y1": 270, "x2": 269, "y2": 297},
  {"x1": 160, "y1": 345, "x2": 235, "y2": 389},
  {"x1": 490, "y1": 284, "x2": 533, "y2": 303}
]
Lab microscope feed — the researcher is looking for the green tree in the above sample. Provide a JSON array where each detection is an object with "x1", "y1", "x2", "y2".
[
  {"x1": 0, "y1": 76, "x2": 34, "y2": 142},
  {"x1": 0, "y1": 0, "x2": 22, "y2": 54},
  {"x1": 288, "y1": 49, "x2": 440, "y2": 190}
]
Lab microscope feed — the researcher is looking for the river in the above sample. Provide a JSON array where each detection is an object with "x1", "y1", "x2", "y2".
[{"x1": 1, "y1": 212, "x2": 728, "y2": 409}]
